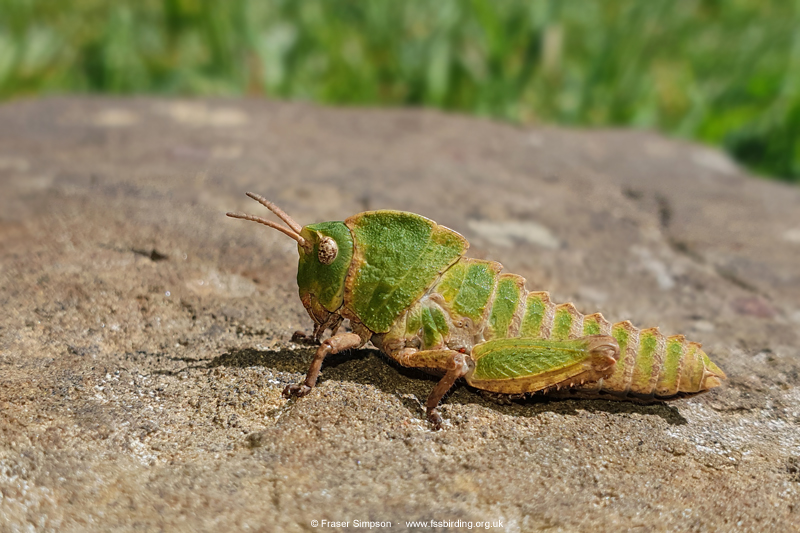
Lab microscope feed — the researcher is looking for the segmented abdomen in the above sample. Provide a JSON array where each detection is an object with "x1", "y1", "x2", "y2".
[
  {"x1": 487, "y1": 275, "x2": 725, "y2": 399},
  {"x1": 381, "y1": 258, "x2": 725, "y2": 399}
]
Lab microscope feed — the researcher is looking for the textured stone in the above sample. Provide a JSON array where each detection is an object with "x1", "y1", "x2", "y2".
[{"x1": 1, "y1": 98, "x2": 799, "y2": 532}]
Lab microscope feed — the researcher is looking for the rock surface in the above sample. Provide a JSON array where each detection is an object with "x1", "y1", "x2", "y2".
[{"x1": 1, "y1": 97, "x2": 799, "y2": 532}]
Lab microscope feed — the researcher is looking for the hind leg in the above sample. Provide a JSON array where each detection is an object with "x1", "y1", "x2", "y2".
[{"x1": 394, "y1": 348, "x2": 470, "y2": 429}]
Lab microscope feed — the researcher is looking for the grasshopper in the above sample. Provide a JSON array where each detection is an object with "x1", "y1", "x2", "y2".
[{"x1": 228, "y1": 193, "x2": 726, "y2": 429}]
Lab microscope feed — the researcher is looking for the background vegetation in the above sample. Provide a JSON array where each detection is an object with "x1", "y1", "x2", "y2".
[{"x1": 1, "y1": 0, "x2": 798, "y2": 182}]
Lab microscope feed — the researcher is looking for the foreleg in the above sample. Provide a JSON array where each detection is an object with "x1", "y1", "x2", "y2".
[{"x1": 282, "y1": 332, "x2": 362, "y2": 398}]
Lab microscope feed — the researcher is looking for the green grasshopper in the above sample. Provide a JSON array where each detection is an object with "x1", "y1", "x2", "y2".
[{"x1": 228, "y1": 193, "x2": 726, "y2": 429}]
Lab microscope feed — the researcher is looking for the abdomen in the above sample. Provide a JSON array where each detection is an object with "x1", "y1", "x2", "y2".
[
  {"x1": 516, "y1": 291, "x2": 725, "y2": 400},
  {"x1": 381, "y1": 257, "x2": 725, "y2": 400}
]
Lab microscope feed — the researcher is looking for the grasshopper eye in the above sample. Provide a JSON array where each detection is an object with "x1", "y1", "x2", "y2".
[{"x1": 318, "y1": 236, "x2": 338, "y2": 265}]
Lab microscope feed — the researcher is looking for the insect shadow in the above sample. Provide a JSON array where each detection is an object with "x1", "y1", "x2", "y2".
[{"x1": 206, "y1": 346, "x2": 688, "y2": 426}]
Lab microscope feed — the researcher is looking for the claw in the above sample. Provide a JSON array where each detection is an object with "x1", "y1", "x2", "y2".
[
  {"x1": 283, "y1": 383, "x2": 312, "y2": 398},
  {"x1": 291, "y1": 331, "x2": 319, "y2": 346},
  {"x1": 428, "y1": 410, "x2": 444, "y2": 431}
]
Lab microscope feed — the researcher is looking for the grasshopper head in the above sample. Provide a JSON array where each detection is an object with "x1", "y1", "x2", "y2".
[{"x1": 227, "y1": 193, "x2": 353, "y2": 327}]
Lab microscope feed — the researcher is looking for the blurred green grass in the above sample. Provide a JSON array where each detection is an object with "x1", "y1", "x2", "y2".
[{"x1": 1, "y1": 0, "x2": 799, "y2": 182}]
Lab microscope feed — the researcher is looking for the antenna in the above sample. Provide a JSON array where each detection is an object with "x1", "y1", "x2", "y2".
[{"x1": 226, "y1": 194, "x2": 311, "y2": 252}]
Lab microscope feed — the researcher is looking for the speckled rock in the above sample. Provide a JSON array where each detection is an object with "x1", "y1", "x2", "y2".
[{"x1": 1, "y1": 98, "x2": 799, "y2": 532}]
